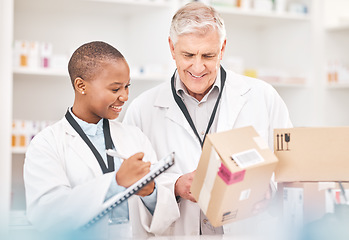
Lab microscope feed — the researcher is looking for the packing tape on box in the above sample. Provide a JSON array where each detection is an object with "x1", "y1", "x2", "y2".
[{"x1": 198, "y1": 147, "x2": 221, "y2": 214}]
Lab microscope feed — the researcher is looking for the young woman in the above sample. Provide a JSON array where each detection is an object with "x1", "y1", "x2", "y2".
[{"x1": 24, "y1": 41, "x2": 176, "y2": 239}]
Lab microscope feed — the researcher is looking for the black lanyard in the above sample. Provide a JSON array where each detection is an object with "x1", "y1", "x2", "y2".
[
  {"x1": 171, "y1": 66, "x2": 226, "y2": 147},
  {"x1": 65, "y1": 109, "x2": 115, "y2": 174}
]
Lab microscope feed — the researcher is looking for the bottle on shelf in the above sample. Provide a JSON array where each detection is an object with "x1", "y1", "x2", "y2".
[
  {"x1": 40, "y1": 42, "x2": 52, "y2": 69},
  {"x1": 12, "y1": 120, "x2": 27, "y2": 149},
  {"x1": 14, "y1": 40, "x2": 29, "y2": 68},
  {"x1": 28, "y1": 41, "x2": 40, "y2": 69}
]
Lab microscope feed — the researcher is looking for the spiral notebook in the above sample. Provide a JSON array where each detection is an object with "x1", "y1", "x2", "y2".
[{"x1": 81, "y1": 152, "x2": 175, "y2": 230}]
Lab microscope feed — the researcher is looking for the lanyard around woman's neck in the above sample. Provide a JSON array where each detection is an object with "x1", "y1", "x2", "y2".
[
  {"x1": 65, "y1": 109, "x2": 115, "y2": 174},
  {"x1": 171, "y1": 66, "x2": 227, "y2": 148}
]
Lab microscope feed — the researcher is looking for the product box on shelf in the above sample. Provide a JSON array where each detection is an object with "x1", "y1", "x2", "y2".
[
  {"x1": 276, "y1": 182, "x2": 349, "y2": 228},
  {"x1": 274, "y1": 127, "x2": 349, "y2": 182},
  {"x1": 191, "y1": 126, "x2": 278, "y2": 227}
]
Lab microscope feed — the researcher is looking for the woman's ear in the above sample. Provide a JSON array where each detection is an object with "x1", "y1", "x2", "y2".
[{"x1": 74, "y1": 77, "x2": 86, "y2": 95}]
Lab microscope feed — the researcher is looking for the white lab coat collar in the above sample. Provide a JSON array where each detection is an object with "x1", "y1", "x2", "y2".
[
  {"x1": 175, "y1": 70, "x2": 221, "y2": 103},
  {"x1": 153, "y1": 69, "x2": 252, "y2": 138}
]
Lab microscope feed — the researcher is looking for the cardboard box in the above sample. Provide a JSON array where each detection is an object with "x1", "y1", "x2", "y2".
[
  {"x1": 274, "y1": 127, "x2": 349, "y2": 182},
  {"x1": 276, "y1": 182, "x2": 349, "y2": 228},
  {"x1": 191, "y1": 126, "x2": 278, "y2": 227}
]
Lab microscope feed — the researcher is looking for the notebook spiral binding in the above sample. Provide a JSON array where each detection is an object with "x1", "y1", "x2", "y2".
[{"x1": 80, "y1": 152, "x2": 175, "y2": 230}]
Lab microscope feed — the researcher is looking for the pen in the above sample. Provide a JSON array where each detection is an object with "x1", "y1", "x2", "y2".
[
  {"x1": 106, "y1": 149, "x2": 155, "y2": 167},
  {"x1": 106, "y1": 149, "x2": 128, "y2": 159}
]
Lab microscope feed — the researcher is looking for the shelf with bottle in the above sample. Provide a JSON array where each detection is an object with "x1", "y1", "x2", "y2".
[
  {"x1": 16, "y1": 0, "x2": 172, "y2": 16},
  {"x1": 326, "y1": 82, "x2": 349, "y2": 89},
  {"x1": 13, "y1": 40, "x2": 69, "y2": 77},
  {"x1": 269, "y1": 82, "x2": 307, "y2": 88},
  {"x1": 211, "y1": 0, "x2": 310, "y2": 23},
  {"x1": 11, "y1": 147, "x2": 27, "y2": 155},
  {"x1": 13, "y1": 40, "x2": 170, "y2": 80},
  {"x1": 257, "y1": 71, "x2": 308, "y2": 88},
  {"x1": 261, "y1": 79, "x2": 307, "y2": 88},
  {"x1": 13, "y1": 67, "x2": 68, "y2": 77},
  {"x1": 326, "y1": 61, "x2": 349, "y2": 89},
  {"x1": 13, "y1": 66, "x2": 168, "y2": 82},
  {"x1": 223, "y1": 57, "x2": 308, "y2": 89},
  {"x1": 11, "y1": 120, "x2": 55, "y2": 156},
  {"x1": 215, "y1": 6, "x2": 310, "y2": 21}
]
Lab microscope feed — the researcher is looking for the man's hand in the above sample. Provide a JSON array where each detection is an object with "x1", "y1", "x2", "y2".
[
  {"x1": 174, "y1": 170, "x2": 196, "y2": 202},
  {"x1": 115, "y1": 152, "x2": 151, "y2": 188}
]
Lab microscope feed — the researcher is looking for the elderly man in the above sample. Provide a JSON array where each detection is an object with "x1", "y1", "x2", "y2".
[{"x1": 124, "y1": 2, "x2": 292, "y2": 236}]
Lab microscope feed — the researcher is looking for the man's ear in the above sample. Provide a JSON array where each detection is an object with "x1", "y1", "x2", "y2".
[
  {"x1": 74, "y1": 77, "x2": 86, "y2": 95},
  {"x1": 220, "y1": 39, "x2": 227, "y2": 60},
  {"x1": 168, "y1": 37, "x2": 176, "y2": 60}
]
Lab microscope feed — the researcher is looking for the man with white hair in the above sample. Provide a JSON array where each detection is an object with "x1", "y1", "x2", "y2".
[{"x1": 124, "y1": 2, "x2": 292, "y2": 236}]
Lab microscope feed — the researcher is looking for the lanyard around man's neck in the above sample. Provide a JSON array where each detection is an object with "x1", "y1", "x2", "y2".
[
  {"x1": 65, "y1": 109, "x2": 115, "y2": 174},
  {"x1": 171, "y1": 66, "x2": 227, "y2": 148}
]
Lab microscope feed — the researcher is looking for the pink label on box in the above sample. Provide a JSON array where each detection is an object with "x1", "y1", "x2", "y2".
[{"x1": 218, "y1": 163, "x2": 245, "y2": 185}]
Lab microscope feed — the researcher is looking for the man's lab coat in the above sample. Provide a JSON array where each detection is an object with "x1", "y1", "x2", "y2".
[
  {"x1": 24, "y1": 118, "x2": 179, "y2": 238},
  {"x1": 123, "y1": 68, "x2": 292, "y2": 235}
]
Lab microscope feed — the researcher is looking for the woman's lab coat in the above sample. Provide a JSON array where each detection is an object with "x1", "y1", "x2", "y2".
[
  {"x1": 23, "y1": 118, "x2": 179, "y2": 238},
  {"x1": 123, "y1": 69, "x2": 293, "y2": 235}
]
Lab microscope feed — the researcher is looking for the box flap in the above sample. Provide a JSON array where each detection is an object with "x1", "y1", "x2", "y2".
[{"x1": 208, "y1": 126, "x2": 278, "y2": 173}]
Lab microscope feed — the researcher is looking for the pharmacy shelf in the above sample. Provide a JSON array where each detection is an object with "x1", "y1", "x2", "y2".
[
  {"x1": 12, "y1": 147, "x2": 27, "y2": 154},
  {"x1": 215, "y1": 6, "x2": 310, "y2": 21},
  {"x1": 216, "y1": 7, "x2": 311, "y2": 29},
  {"x1": 13, "y1": 67, "x2": 68, "y2": 77},
  {"x1": 326, "y1": 23, "x2": 349, "y2": 32},
  {"x1": 259, "y1": 77, "x2": 308, "y2": 88},
  {"x1": 15, "y1": 0, "x2": 172, "y2": 17},
  {"x1": 326, "y1": 82, "x2": 349, "y2": 89},
  {"x1": 270, "y1": 82, "x2": 307, "y2": 88},
  {"x1": 13, "y1": 67, "x2": 166, "y2": 81},
  {"x1": 86, "y1": 0, "x2": 169, "y2": 7}
]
